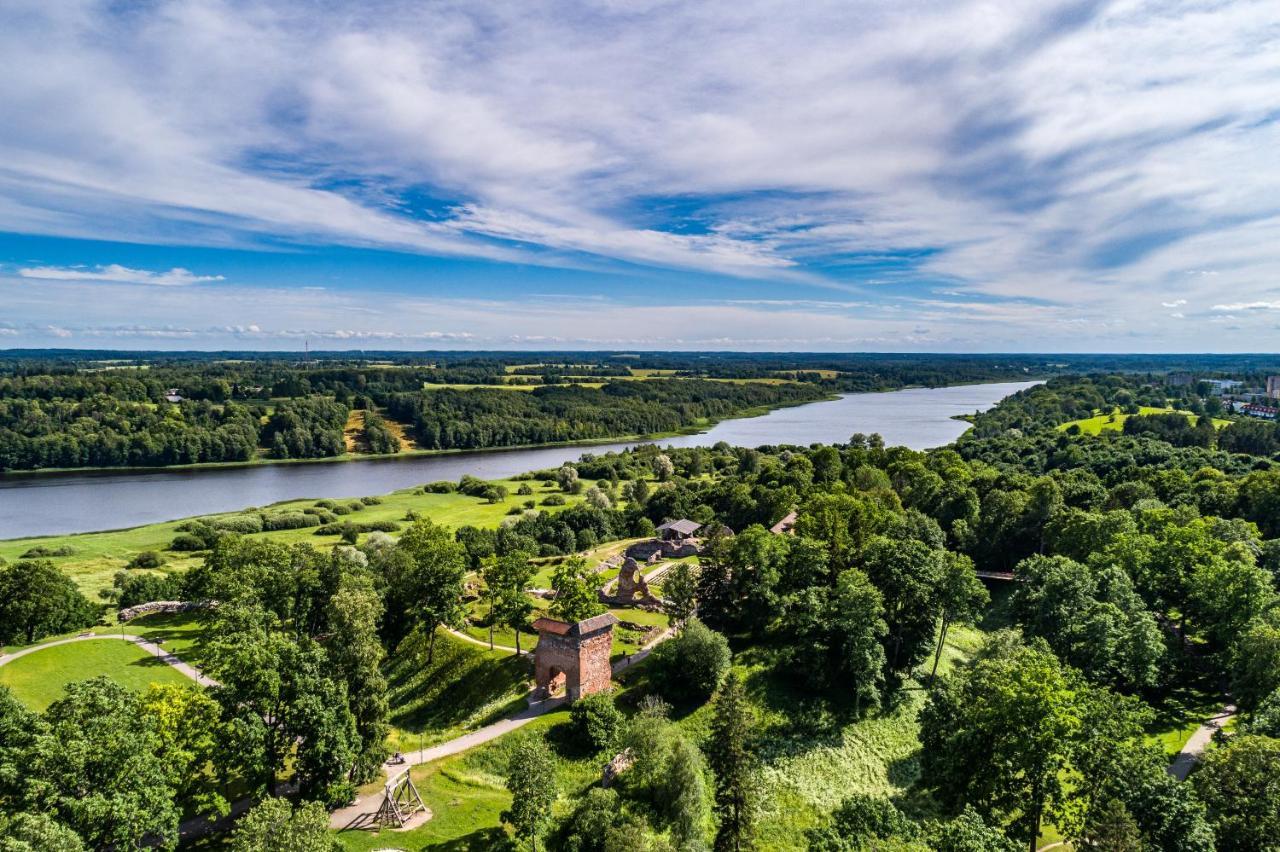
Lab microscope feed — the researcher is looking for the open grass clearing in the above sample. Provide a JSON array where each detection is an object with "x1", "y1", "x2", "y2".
[
  {"x1": 1057, "y1": 406, "x2": 1230, "y2": 435},
  {"x1": 0, "y1": 638, "x2": 193, "y2": 711}
]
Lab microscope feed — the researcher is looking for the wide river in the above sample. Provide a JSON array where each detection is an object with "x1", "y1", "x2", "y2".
[{"x1": 0, "y1": 380, "x2": 1038, "y2": 539}]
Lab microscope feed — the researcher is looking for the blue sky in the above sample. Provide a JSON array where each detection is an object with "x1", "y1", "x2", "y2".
[{"x1": 1, "y1": 0, "x2": 1278, "y2": 351}]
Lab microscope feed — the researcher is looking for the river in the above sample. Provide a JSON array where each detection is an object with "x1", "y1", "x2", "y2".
[{"x1": 0, "y1": 380, "x2": 1038, "y2": 539}]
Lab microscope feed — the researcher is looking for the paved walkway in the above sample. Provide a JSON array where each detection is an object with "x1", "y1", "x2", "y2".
[
  {"x1": 332, "y1": 623, "x2": 675, "y2": 832},
  {"x1": 0, "y1": 633, "x2": 218, "y2": 688},
  {"x1": 1168, "y1": 703, "x2": 1236, "y2": 781},
  {"x1": 1034, "y1": 701, "x2": 1237, "y2": 850},
  {"x1": 329, "y1": 695, "x2": 566, "y2": 830},
  {"x1": 444, "y1": 626, "x2": 530, "y2": 657}
]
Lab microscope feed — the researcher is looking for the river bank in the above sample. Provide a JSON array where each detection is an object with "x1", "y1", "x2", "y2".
[{"x1": 0, "y1": 381, "x2": 1039, "y2": 539}]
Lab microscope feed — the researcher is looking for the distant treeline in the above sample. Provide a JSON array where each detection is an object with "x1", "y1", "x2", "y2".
[
  {"x1": 382, "y1": 380, "x2": 827, "y2": 450},
  {"x1": 964, "y1": 375, "x2": 1280, "y2": 459}
]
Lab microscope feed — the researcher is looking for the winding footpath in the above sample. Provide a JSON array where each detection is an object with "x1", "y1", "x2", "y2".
[
  {"x1": 1035, "y1": 701, "x2": 1237, "y2": 851},
  {"x1": 330, "y1": 624, "x2": 674, "y2": 832}
]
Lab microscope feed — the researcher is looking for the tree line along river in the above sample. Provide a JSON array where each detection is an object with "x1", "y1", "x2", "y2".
[{"x1": 0, "y1": 381, "x2": 1039, "y2": 539}]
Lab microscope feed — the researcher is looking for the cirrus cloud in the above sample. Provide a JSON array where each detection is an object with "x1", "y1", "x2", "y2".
[{"x1": 18, "y1": 264, "x2": 224, "y2": 286}]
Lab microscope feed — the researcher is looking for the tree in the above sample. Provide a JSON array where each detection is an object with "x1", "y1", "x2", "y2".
[
  {"x1": 395, "y1": 519, "x2": 468, "y2": 664},
  {"x1": 560, "y1": 787, "x2": 622, "y2": 852},
  {"x1": 141, "y1": 683, "x2": 228, "y2": 819},
  {"x1": 651, "y1": 618, "x2": 731, "y2": 702},
  {"x1": 557, "y1": 464, "x2": 581, "y2": 493},
  {"x1": 652, "y1": 454, "x2": 675, "y2": 482},
  {"x1": 930, "y1": 552, "x2": 989, "y2": 687},
  {"x1": 483, "y1": 551, "x2": 536, "y2": 654},
  {"x1": 807, "y1": 794, "x2": 913, "y2": 850},
  {"x1": 585, "y1": 486, "x2": 612, "y2": 510},
  {"x1": 229, "y1": 797, "x2": 339, "y2": 852},
  {"x1": 663, "y1": 560, "x2": 698, "y2": 627},
  {"x1": 1081, "y1": 800, "x2": 1144, "y2": 852},
  {"x1": 931, "y1": 807, "x2": 1018, "y2": 852},
  {"x1": 1233, "y1": 614, "x2": 1280, "y2": 713},
  {"x1": 206, "y1": 606, "x2": 358, "y2": 802},
  {"x1": 0, "y1": 560, "x2": 98, "y2": 645},
  {"x1": 779, "y1": 569, "x2": 887, "y2": 712},
  {"x1": 503, "y1": 738, "x2": 557, "y2": 852},
  {"x1": 663, "y1": 736, "x2": 711, "y2": 850},
  {"x1": 862, "y1": 536, "x2": 947, "y2": 696},
  {"x1": 550, "y1": 557, "x2": 605, "y2": 624},
  {"x1": 1193, "y1": 734, "x2": 1280, "y2": 852},
  {"x1": 920, "y1": 642, "x2": 1083, "y2": 852},
  {"x1": 0, "y1": 811, "x2": 87, "y2": 852},
  {"x1": 569, "y1": 692, "x2": 624, "y2": 754},
  {"x1": 706, "y1": 672, "x2": 758, "y2": 852},
  {"x1": 24, "y1": 677, "x2": 180, "y2": 850},
  {"x1": 324, "y1": 574, "x2": 390, "y2": 782}
]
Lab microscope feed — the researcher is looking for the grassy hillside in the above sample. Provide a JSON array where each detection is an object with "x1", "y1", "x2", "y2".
[{"x1": 1058, "y1": 406, "x2": 1230, "y2": 435}]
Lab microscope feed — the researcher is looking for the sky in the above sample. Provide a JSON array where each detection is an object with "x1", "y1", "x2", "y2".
[{"x1": 0, "y1": 0, "x2": 1278, "y2": 352}]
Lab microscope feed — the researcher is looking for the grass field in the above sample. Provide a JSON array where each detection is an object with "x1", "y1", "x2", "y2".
[
  {"x1": 0, "y1": 478, "x2": 597, "y2": 599},
  {"x1": 1058, "y1": 406, "x2": 1230, "y2": 435},
  {"x1": 0, "y1": 638, "x2": 192, "y2": 711}
]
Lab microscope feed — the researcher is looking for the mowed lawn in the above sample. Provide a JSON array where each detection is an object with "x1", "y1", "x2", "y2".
[{"x1": 0, "y1": 638, "x2": 192, "y2": 711}]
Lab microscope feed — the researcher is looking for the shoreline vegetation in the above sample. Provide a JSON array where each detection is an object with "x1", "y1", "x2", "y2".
[{"x1": 0, "y1": 393, "x2": 835, "y2": 481}]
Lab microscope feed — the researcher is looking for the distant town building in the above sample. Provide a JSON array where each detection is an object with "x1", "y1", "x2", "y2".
[
  {"x1": 1166, "y1": 372, "x2": 1195, "y2": 387},
  {"x1": 1205, "y1": 379, "x2": 1243, "y2": 396},
  {"x1": 164, "y1": 388, "x2": 183, "y2": 403},
  {"x1": 1268, "y1": 376, "x2": 1280, "y2": 400}
]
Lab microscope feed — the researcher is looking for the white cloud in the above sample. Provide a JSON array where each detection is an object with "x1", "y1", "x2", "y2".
[
  {"x1": 0, "y1": 0, "x2": 1279, "y2": 347},
  {"x1": 1212, "y1": 301, "x2": 1280, "y2": 312},
  {"x1": 18, "y1": 264, "x2": 223, "y2": 286}
]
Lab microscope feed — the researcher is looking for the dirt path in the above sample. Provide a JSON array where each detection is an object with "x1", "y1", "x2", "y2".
[{"x1": 0, "y1": 633, "x2": 218, "y2": 688}]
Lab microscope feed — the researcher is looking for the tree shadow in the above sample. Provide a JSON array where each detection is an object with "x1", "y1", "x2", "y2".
[{"x1": 423, "y1": 827, "x2": 513, "y2": 851}]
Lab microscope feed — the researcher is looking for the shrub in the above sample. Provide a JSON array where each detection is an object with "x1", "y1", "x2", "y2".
[
  {"x1": 650, "y1": 619, "x2": 730, "y2": 702},
  {"x1": 483, "y1": 485, "x2": 508, "y2": 504},
  {"x1": 209, "y1": 514, "x2": 264, "y2": 535},
  {"x1": 262, "y1": 513, "x2": 322, "y2": 531},
  {"x1": 315, "y1": 499, "x2": 337, "y2": 509},
  {"x1": 170, "y1": 533, "x2": 207, "y2": 552},
  {"x1": 517, "y1": 483, "x2": 534, "y2": 496},
  {"x1": 314, "y1": 520, "x2": 399, "y2": 536},
  {"x1": 330, "y1": 504, "x2": 352, "y2": 515},
  {"x1": 113, "y1": 569, "x2": 183, "y2": 609},
  {"x1": 348, "y1": 501, "x2": 365, "y2": 512},
  {"x1": 423, "y1": 481, "x2": 456, "y2": 493},
  {"x1": 128, "y1": 551, "x2": 163, "y2": 569},
  {"x1": 302, "y1": 508, "x2": 337, "y2": 524},
  {"x1": 569, "y1": 691, "x2": 624, "y2": 754},
  {"x1": 19, "y1": 544, "x2": 76, "y2": 558},
  {"x1": 360, "y1": 496, "x2": 382, "y2": 505},
  {"x1": 507, "y1": 507, "x2": 523, "y2": 516},
  {"x1": 542, "y1": 494, "x2": 567, "y2": 507}
]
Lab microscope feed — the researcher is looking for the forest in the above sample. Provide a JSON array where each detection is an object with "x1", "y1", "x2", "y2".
[{"x1": 5, "y1": 363, "x2": 1280, "y2": 851}]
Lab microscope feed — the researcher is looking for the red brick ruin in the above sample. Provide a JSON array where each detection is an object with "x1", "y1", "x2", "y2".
[{"x1": 531, "y1": 613, "x2": 619, "y2": 701}]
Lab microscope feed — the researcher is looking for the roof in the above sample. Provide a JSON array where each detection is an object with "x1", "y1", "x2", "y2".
[
  {"x1": 656, "y1": 519, "x2": 702, "y2": 535},
  {"x1": 769, "y1": 511, "x2": 798, "y2": 535},
  {"x1": 531, "y1": 613, "x2": 620, "y2": 637}
]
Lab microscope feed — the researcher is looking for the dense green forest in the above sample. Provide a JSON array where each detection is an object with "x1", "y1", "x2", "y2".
[{"x1": 7, "y1": 380, "x2": 1280, "y2": 848}]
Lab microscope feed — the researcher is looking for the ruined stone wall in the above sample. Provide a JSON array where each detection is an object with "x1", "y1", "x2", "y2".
[
  {"x1": 572, "y1": 629, "x2": 614, "y2": 700},
  {"x1": 117, "y1": 600, "x2": 213, "y2": 622}
]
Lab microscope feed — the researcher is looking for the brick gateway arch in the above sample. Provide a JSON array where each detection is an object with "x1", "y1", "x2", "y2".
[{"x1": 531, "y1": 613, "x2": 619, "y2": 701}]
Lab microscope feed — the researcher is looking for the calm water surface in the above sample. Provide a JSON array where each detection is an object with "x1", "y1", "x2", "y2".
[{"x1": 0, "y1": 380, "x2": 1038, "y2": 538}]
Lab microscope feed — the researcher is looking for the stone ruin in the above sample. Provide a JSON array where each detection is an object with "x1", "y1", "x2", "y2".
[
  {"x1": 599, "y1": 556, "x2": 660, "y2": 608},
  {"x1": 530, "y1": 613, "x2": 620, "y2": 702},
  {"x1": 117, "y1": 600, "x2": 213, "y2": 622},
  {"x1": 601, "y1": 747, "x2": 635, "y2": 788},
  {"x1": 625, "y1": 538, "x2": 700, "y2": 563}
]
